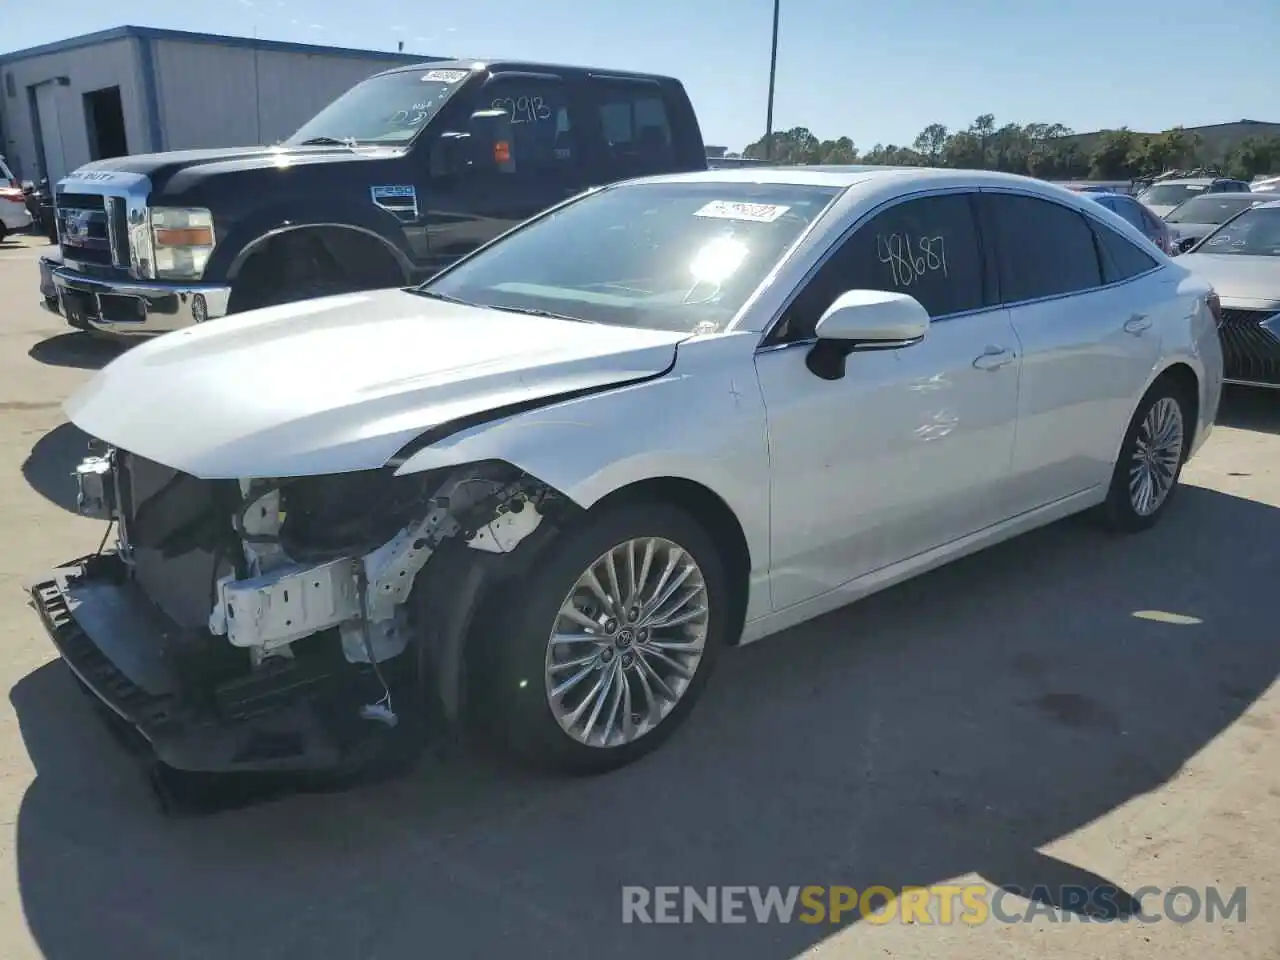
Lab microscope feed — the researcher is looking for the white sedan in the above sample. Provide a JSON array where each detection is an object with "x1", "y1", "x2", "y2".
[{"x1": 34, "y1": 167, "x2": 1224, "y2": 785}]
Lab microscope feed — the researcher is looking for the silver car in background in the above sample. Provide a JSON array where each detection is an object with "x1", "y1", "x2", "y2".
[
  {"x1": 1165, "y1": 193, "x2": 1278, "y2": 254},
  {"x1": 1178, "y1": 199, "x2": 1280, "y2": 388},
  {"x1": 1136, "y1": 177, "x2": 1252, "y2": 218}
]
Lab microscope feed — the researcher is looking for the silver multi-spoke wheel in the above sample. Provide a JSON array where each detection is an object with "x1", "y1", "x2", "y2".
[
  {"x1": 1129, "y1": 396, "x2": 1184, "y2": 517},
  {"x1": 545, "y1": 537, "x2": 710, "y2": 748}
]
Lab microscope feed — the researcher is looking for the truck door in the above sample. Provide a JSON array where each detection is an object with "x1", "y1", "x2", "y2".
[
  {"x1": 581, "y1": 76, "x2": 683, "y2": 181},
  {"x1": 421, "y1": 71, "x2": 589, "y2": 272}
]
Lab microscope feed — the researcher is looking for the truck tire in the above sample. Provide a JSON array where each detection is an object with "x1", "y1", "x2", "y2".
[
  {"x1": 227, "y1": 228, "x2": 406, "y2": 315},
  {"x1": 478, "y1": 501, "x2": 728, "y2": 775}
]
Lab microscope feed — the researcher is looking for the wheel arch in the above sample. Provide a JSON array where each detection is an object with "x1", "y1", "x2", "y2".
[
  {"x1": 589, "y1": 475, "x2": 753, "y2": 648},
  {"x1": 226, "y1": 222, "x2": 414, "y2": 284},
  {"x1": 1132, "y1": 360, "x2": 1202, "y2": 459}
]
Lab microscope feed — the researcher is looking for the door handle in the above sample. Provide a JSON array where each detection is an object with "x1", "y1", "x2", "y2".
[
  {"x1": 1124, "y1": 314, "x2": 1152, "y2": 334},
  {"x1": 973, "y1": 346, "x2": 1016, "y2": 371}
]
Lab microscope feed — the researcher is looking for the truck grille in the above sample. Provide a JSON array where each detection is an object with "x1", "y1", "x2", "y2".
[
  {"x1": 1218, "y1": 308, "x2": 1280, "y2": 385},
  {"x1": 55, "y1": 190, "x2": 132, "y2": 271}
]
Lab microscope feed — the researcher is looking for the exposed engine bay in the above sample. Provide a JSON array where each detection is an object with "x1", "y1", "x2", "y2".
[{"x1": 44, "y1": 440, "x2": 569, "y2": 782}]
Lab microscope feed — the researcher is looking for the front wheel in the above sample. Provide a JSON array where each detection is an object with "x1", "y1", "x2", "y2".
[
  {"x1": 1101, "y1": 382, "x2": 1190, "y2": 532},
  {"x1": 479, "y1": 502, "x2": 729, "y2": 774}
]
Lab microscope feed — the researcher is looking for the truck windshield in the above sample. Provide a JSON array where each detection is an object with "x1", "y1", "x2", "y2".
[
  {"x1": 416, "y1": 180, "x2": 843, "y2": 333},
  {"x1": 285, "y1": 68, "x2": 470, "y2": 146}
]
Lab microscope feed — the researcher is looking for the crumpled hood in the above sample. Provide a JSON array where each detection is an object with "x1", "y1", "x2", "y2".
[{"x1": 65, "y1": 290, "x2": 689, "y2": 479}]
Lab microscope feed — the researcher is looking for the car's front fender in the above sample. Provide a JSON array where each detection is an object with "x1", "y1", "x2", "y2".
[{"x1": 392, "y1": 332, "x2": 773, "y2": 616}]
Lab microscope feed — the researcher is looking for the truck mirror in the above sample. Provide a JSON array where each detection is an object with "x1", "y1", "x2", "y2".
[
  {"x1": 468, "y1": 108, "x2": 516, "y2": 174},
  {"x1": 429, "y1": 132, "x2": 471, "y2": 178}
]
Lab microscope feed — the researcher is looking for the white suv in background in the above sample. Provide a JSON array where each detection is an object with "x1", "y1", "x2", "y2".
[{"x1": 0, "y1": 155, "x2": 34, "y2": 242}]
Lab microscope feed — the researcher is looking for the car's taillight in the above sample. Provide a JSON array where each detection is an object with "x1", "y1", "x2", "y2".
[{"x1": 1207, "y1": 291, "x2": 1223, "y2": 326}]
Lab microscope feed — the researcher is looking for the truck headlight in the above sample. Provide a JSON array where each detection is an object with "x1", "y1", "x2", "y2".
[{"x1": 150, "y1": 207, "x2": 215, "y2": 280}]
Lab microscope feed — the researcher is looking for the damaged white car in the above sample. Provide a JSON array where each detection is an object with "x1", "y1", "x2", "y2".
[{"x1": 32, "y1": 167, "x2": 1223, "y2": 781}]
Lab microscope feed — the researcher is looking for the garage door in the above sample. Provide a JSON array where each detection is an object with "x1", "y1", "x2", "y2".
[{"x1": 35, "y1": 83, "x2": 68, "y2": 183}]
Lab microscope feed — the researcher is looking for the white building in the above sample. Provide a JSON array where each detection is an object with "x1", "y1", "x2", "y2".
[{"x1": 0, "y1": 25, "x2": 441, "y2": 183}]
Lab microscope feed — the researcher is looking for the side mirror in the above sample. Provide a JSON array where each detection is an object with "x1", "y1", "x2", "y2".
[
  {"x1": 806, "y1": 290, "x2": 929, "y2": 381},
  {"x1": 428, "y1": 109, "x2": 515, "y2": 178},
  {"x1": 1177, "y1": 237, "x2": 1197, "y2": 254},
  {"x1": 429, "y1": 131, "x2": 471, "y2": 178},
  {"x1": 467, "y1": 107, "x2": 515, "y2": 173}
]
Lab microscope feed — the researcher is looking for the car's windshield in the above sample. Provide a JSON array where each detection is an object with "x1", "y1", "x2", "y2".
[
  {"x1": 1197, "y1": 206, "x2": 1280, "y2": 256},
  {"x1": 285, "y1": 67, "x2": 470, "y2": 146},
  {"x1": 1165, "y1": 195, "x2": 1262, "y2": 224},
  {"x1": 1137, "y1": 183, "x2": 1209, "y2": 207},
  {"x1": 417, "y1": 181, "x2": 843, "y2": 332}
]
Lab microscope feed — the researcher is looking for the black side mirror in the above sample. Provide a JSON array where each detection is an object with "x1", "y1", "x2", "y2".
[
  {"x1": 1178, "y1": 237, "x2": 1197, "y2": 254},
  {"x1": 466, "y1": 108, "x2": 515, "y2": 174},
  {"x1": 429, "y1": 132, "x2": 471, "y2": 178}
]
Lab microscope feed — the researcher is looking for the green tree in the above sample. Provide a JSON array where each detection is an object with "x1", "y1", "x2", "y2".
[
  {"x1": 1089, "y1": 129, "x2": 1140, "y2": 179},
  {"x1": 1224, "y1": 136, "x2": 1280, "y2": 181},
  {"x1": 913, "y1": 123, "x2": 949, "y2": 164}
]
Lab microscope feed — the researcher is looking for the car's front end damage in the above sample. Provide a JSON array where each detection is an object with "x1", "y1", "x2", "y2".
[{"x1": 30, "y1": 443, "x2": 572, "y2": 781}]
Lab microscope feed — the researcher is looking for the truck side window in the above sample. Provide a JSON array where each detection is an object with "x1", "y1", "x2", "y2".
[
  {"x1": 591, "y1": 84, "x2": 674, "y2": 175},
  {"x1": 483, "y1": 79, "x2": 579, "y2": 174}
]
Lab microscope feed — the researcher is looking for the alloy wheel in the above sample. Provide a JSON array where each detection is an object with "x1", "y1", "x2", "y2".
[{"x1": 544, "y1": 537, "x2": 710, "y2": 748}]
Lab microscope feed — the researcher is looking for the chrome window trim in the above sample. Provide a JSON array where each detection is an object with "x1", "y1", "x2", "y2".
[{"x1": 752, "y1": 185, "x2": 988, "y2": 348}]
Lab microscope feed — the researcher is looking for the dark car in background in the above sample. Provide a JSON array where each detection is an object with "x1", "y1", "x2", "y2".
[
  {"x1": 1165, "y1": 193, "x2": 1278, "y2": 253},
  {"x1": 1086, "y1": 191, "x2": 1175, "y2": 254}
]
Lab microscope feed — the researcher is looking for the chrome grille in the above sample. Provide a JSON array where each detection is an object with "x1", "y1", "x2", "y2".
[
  {"x1": 1218, "y1": 308, "x2": 1280, "y2": 385},
  {"x1": 55, "y1": 190, "x2": 132, "y2": 270}
]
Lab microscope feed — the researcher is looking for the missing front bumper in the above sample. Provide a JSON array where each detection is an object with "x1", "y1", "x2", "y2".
[{"x1": 27, "y1": 553, "x2": 406, "y2": 774}]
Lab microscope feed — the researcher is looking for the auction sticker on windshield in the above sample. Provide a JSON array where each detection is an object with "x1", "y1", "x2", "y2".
[
  {"x1": 694, "y1": 201, "x2": 791, "y2": 223},
  {"x1": 423, "y1": 70, "x2": 469, "y2": 83}
]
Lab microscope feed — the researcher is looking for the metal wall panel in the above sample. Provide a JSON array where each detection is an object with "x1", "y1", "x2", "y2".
[
  {"x1": 0, "y1": 39, "x2": 148, "y2": 181},
  {"x1": 152, "y1": 40, "x2": 421, "y2": 149}
]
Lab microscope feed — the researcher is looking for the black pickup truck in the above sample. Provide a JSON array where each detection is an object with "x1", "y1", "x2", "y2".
[{"x1": 39, "y1": 59, "x2": 707, "y2": 337}]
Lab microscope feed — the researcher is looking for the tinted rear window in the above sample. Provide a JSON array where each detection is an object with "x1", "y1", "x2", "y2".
[{"x1": 983, "y1": 194, "x2": 1103, "y2": 303}]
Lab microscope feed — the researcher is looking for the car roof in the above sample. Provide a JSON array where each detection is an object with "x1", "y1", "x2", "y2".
[
  {"x1": 638, "y1": 166, "x2": 1078, "y2": 191},
  {"x1": 374, "y1": 58, "x2": 680, "y2": 84},
  {"x1": 1145, "y1": 177, "x2": 1229, "y2": 186}
]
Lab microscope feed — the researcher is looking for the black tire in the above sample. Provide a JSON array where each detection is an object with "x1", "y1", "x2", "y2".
[
  {"x1": 479, "y1": 501, "x2": 729, "y2": 775},
  {"x1": 1100, "y1": 379, "x2": 1192, "y2": 533}
]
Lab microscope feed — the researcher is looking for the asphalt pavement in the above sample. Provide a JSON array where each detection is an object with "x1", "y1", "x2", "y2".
[{"x1": 0, "y1": 233, "x2": 1277, "y2": 959}]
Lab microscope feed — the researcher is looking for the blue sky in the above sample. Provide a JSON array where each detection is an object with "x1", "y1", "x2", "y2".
[{"x1": 6, "y1": 0, "x2": 1277, "y2": 152}]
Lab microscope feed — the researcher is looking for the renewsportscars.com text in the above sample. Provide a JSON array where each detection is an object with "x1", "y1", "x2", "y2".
[{"x1": 621, "y1": 884, "x2": 1247, "y2": 925}]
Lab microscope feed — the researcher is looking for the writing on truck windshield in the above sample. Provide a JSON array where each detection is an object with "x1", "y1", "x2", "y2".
[{"x1": 286, "y1": 69, "x2": 470, "y2": 146}]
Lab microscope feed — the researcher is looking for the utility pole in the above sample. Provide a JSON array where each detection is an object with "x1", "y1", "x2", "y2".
[{"x1": 764, "y1": 0, "x2": 780, "y2": 161}]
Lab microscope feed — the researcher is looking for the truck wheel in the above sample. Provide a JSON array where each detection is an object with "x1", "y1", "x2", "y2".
[
  {"x1": 1100, "y1": 380, "x2": 1191, "y2": 533},
  {"x1": 480, "y1": 501, "x2": 728, "y2": 774},
  {"x1": 227, "y1": 229, "x2": 405, "y2": 314}
]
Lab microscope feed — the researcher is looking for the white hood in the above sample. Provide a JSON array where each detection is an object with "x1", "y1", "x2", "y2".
[{"x1": 65, "y1": 289, "x2": 688, "y2": 478}]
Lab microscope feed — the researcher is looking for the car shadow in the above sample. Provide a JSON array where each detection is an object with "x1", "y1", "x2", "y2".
[
  {"x1": 27, "y1": 332, "x2": 124, "y2": 370},
  {"x1": 11, "y1": 485, "x2": 1279, "y2": 959},
  {"x1": 21, "y1": 421, "x2": 91, "y2": 514},
  {"x1": 1217, "y1": 385, "x2": 1280, "y2": 436}
]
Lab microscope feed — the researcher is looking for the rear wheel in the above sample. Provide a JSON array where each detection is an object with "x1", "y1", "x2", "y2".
[
  {"x1": 1101, "y1": 382, "x2": 1190, "y2": 532},
  {"x1": 479, "y1": 502, "x2": 728, "y2": 774}
]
